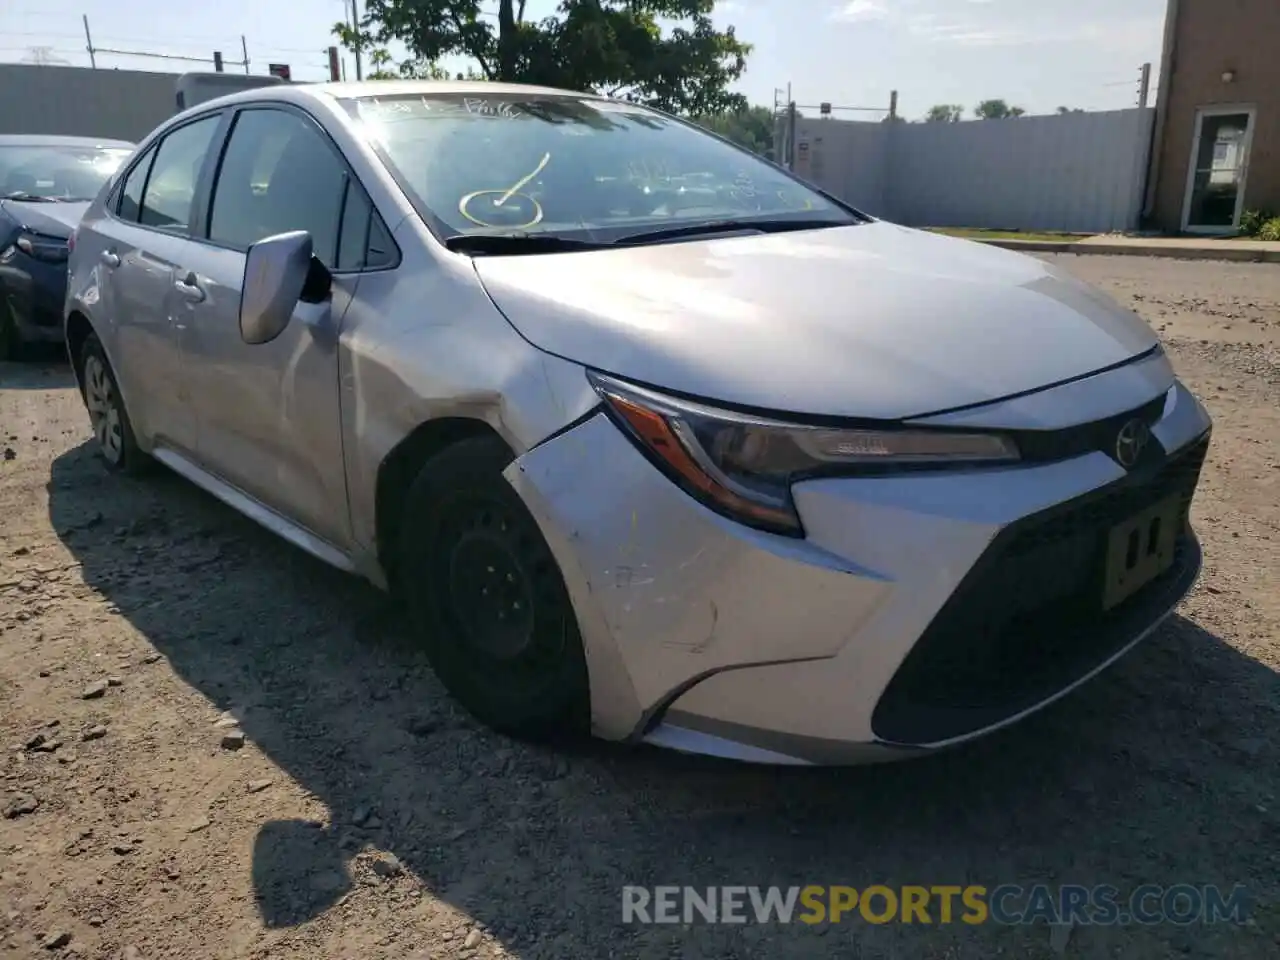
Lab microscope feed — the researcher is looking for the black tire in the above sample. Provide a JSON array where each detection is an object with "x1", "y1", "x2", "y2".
[
  {"x1": 0, "y1": 300, "x2": 23, "y2": 362},
  {"x1": 79, "y1": 333, "x2": 148, "y2": 474},
  {"x1": 397, "y1": 435, "x2": 590, "y2": 739}
]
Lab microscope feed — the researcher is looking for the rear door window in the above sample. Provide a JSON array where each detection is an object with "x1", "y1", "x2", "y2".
[{"x1": 139, "y1": 115, "x2": 221, "y2": 233}]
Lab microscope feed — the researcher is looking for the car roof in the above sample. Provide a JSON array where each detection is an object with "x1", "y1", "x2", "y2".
[
  {"x1": 0, "y1": 134, "x2": 134, "y2": 149},
  {"x1": 307, "y1": 79, "x2": 592, "y2": 100},
  {"x1": 190, "y1": 78, "x2": 605, "y2": 113}
]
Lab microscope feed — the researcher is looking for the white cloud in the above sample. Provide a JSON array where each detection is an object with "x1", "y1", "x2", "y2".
[{"x1": 831, "y1": 0, "x2": 888, "y2": 23}]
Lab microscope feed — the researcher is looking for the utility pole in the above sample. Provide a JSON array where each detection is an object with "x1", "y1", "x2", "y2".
[
  {"x1": 83, "y1": 15, "x2": 95, "y2": 68},
  {"x1": 1138, "y1": 61, "x2": 1152, "y2": 107},
  {"x1": 213, "y1": 51, "x2": 224, "y2": 73},
  {"x1": 241, "y1": 36, "x2": 250, "y2": 75},
  {"x1": 349, "y1": 0, "x2": 363, "y2": 81},
  {"x1": 889, "y1": 89, "x2": 898, "y2": 121}
]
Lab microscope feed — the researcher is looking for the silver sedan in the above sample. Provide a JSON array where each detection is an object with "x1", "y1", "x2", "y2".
[{"x1": 65, "y1": 80, "x2": 1212, "y2": 765}]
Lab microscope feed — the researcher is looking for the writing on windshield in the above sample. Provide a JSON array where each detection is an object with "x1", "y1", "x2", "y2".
[{"x1": 348, "y1": 94, "x2": 852, "y2": 241}]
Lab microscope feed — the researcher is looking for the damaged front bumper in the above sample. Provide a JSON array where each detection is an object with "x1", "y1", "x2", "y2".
[{"x1": 505, "y1": 373, "x2": 1212, "y2": 765}]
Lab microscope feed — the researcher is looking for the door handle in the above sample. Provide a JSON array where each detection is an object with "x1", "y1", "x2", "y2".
[
  {"x1": 174, "y1": 275, "x2": 206, "y2": 303},
  {"x1": 100, "y1": 250, "x2": 120, "y2": 268}
]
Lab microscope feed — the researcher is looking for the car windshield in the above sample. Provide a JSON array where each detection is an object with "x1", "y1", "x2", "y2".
[
  {"x1": 0, "y1": 144, "x2": 132, "y2": 202},
  {"x1": 343, "y1": 93, "x2": 860, "y2": 243}
]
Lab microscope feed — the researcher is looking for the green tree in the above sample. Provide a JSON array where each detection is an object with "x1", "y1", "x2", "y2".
[
  {"x1": 693, "y1": 104, "x2": 775, "y2": 156},
  {"x1": 974, "y1": 99, "x2": 1025, "y2": 119},
  {"x1": 1056, "y1": 105, "x2": 1085, "y2": 115},
  {"x1": 924, "y1": 104, "x2": 964, "y2": 123},
  {"x1": 336, "y1": 0, "x2": 751, "y2": 116}
]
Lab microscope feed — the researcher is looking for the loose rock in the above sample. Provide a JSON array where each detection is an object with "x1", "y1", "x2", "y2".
[
  {"x1": 80, "y1": 680, "x2": 108, "y2": 700},
  {"x1": 464, "y1": 929, "x2": 482, "y2": 949},
  {"x1": 2, "y1": 793, "x2": 38, "y2": 819},
  {"x1": 220, "y1": 731, "x2": 245, "y2": 751},
  {"x1": 106, "y1": 676, "x2": 123, "y2": 687},
  {"x1": 246, "y1": 779, "x2": 272, "y2": 794},
  {"x1": 81, "y1": 726, "x2": 108, "y2": 742},
  {"x1": 370, "y1": 853, "x2": 404, "y2": 878},
  {"x1": 42, "y1": 931, "x2": 71, "y2": 949}
]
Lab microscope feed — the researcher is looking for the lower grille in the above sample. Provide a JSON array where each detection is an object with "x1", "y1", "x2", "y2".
[{"x1": 871, "y1": 434, "x2": 1210, "y2": 746}]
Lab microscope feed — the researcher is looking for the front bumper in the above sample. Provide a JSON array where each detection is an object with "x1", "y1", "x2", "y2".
[
  {"x1": 506, "y1": 363, "x2": 1213, "y2": 765},
  {"x1": 1, "y1": 259, "x2": 68, "y2": 344}
]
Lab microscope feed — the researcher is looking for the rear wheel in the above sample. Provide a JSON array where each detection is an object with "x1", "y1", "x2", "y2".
[
  {"x1": 397, "y1": 436, "x2": 590, "y2": 739},
  {"x1": 80, "y1": 333, "x2": 147, "y2": 474}
]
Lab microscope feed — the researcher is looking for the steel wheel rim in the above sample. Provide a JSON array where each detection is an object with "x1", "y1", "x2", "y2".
[
  {"x1": 433, "y1": 493, "x2": 568, "y2": 677},
  {"x1": 84, "y1": 355, "x2": 123, "y2": 464}
]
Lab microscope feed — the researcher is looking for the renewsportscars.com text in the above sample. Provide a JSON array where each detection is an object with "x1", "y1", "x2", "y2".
[{"x1": 621, "y1": 884, "x2": 1250, "y2": 926}]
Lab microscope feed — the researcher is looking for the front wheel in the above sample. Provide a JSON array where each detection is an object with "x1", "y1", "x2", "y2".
[
  {"x1": 80, "y1": 333, "x2": 147, "y2": 474},
  {"x1": 397, "y1": 436, "x2": 590, "y2": 739}
]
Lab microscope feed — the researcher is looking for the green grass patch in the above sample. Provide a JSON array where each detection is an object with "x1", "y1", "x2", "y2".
[{"x1": 927, "y1": 227, "x2": 1087, "y2": 243}]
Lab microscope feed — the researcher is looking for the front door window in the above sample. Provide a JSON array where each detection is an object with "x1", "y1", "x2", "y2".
[{"x1": 1184, "y1": 111, "x2": 1252, "y2": 231}]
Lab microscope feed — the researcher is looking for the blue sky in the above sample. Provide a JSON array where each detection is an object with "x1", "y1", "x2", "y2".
[{"x1": 2, "y1": 0, "x2": 1168, "y2": 118}]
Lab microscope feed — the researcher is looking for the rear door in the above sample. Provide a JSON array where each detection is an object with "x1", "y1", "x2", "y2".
[
  {"x1": 176, "y1": 104, "x2": 395, "y2": 549},
  {"x1": 89, "y1": 113, "x2": 224, "y2": 455}
]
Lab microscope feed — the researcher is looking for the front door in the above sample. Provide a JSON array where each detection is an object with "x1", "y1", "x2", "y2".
[
  {"x1": 177, "y1": 105, "x2": 361, "y2": 550},
  {"x1": 1182, "y1": 107, "x2": 1255, "y2": 234}
]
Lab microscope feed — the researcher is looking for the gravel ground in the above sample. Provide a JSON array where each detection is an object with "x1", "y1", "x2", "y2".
[{"x1": 1, "y1": 254, "x2": 1278, "y2": 960}]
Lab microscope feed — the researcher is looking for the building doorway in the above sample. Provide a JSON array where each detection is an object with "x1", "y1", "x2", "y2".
[{"x1": 1182, "y1": 106, "x2": 1255, "y2": 233}]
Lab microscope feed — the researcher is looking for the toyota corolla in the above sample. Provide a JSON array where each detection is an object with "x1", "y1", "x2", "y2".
[{"x1": 64, "y1": 81, "x2": 1211, "y2": 765}]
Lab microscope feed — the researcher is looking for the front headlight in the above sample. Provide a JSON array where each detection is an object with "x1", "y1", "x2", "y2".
[{"x1": 589, "y1": 372, "x2": 1020, "y2": 537}]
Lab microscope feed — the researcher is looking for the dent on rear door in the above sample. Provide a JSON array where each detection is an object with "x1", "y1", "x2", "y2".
[{"x1": 106, "y1": 224, "x2": 195, "y2": 452}]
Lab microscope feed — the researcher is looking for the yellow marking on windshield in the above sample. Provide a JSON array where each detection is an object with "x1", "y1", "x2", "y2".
[{"x1": 496, "y1": 152, "x2": 551, "y2": 208}]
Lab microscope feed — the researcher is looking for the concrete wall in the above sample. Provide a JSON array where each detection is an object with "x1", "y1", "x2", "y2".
[
  {"x1": 1151, "y1": 0, "x2": 1280, "y2": 231},
  {"x1": 0, "y1": 64, "x2": 178, "y2": 143},
  {"x1": 792, "y1": 108, "x2": 1156, "y2": 234}
]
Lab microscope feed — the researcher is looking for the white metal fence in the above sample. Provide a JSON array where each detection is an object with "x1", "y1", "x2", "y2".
[{"x1": 790, "y1": 108, "x2": 1156, "y2": 234}]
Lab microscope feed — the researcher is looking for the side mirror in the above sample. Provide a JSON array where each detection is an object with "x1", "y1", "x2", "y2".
[{"x1": 240, "y1": 230, "x2": 324, "y2": 345}]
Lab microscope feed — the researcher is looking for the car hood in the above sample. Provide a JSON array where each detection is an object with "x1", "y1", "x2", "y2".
[
  {"x1": 471, "y1": 221, "x2": 1159, "y2": 420},
  {"x1": 0, "y1": 199, "x2": 90, "y2": 237}
]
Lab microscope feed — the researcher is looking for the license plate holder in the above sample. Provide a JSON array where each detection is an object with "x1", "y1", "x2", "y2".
[{"x1": 1102, "y1": 494, "x2": 1182, "y2": 611}]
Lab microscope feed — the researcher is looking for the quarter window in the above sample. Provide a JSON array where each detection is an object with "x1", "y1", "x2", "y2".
[
  {"x1": 115, "y1": 147, "x2": 156, "y2": 222},
  {"x1": 208, "y1": 108, "x2": 348, "y2": 268},
  {"x1": 335, "y1": 181, "x2": 396, "y2": 271},
  {"x1": 139, "y1": 115, "x2": 221, "y2": 233}
]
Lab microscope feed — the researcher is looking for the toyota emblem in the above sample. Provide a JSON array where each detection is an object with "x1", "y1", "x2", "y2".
[{"x1": 1114, "y1": 418, "x2": 1150, "y2": 468}]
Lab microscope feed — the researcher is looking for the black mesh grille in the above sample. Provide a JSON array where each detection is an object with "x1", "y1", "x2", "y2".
[{"x1": 871, "y1": 433, "x2": 1210, "y2": 746}]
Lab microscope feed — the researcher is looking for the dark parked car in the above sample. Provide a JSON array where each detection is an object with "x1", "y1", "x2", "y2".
[{"x1": 0, "y1": 135, "x2": 133, "y2": 359}]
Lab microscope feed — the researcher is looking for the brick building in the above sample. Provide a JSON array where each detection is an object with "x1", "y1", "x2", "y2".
[{"x1": 1145, "y1": 0, "x2": 1280, "y2": 233}]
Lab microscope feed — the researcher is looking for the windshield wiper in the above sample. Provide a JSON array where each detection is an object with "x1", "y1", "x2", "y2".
[
  {"x1": 614, "y1": 217, "x2": 854, "y2": 246},
  {"x1": 2, "y1": 192, "x2": 59, "y2": 203},
  {"x1": 444, "y1": 232, "x2": 609, "y2": 255}
]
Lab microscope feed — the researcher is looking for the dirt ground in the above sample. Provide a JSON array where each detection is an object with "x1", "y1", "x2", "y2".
[{"x1": 1, "y1": 254, "x2": 1277, "y2": 960}]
